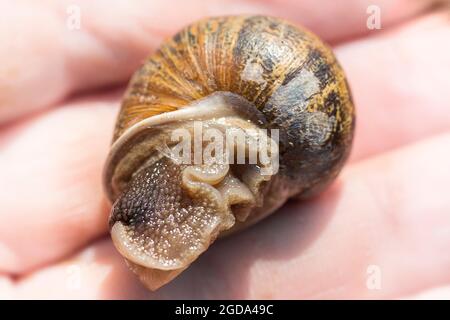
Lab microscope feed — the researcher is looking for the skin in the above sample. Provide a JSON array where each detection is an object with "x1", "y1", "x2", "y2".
[{"x1": 0, "y1": 0, "x2": 449, "y2": 299}]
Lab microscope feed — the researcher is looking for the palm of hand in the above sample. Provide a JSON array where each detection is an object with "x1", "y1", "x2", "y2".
[{"x1": 0, "y1": 1, "x2": 449, "y2": 299}]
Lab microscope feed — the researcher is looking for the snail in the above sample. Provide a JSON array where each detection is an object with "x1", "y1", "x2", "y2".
[{"x1": 103, "y1": 15, "x2": 355, "y2": 291}]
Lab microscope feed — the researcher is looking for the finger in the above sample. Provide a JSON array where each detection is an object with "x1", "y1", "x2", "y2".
[
  {"x1": 0, "y1": 0, "x2": 428, "y2": 122},
  {"x1": 403, "y1": 286, "x2": 450, "y2": 299},
  {"x1": 9, "y1": 239, "x2": 149, "y2": 300},
  {"x1": 0, "y1": 275, "x2": 14, "y2": 299},
  {"x1": 0, "y1": 91, "x2": 119, "y2": 274},
  {"x1": 335, "y1": 11, "x2": 450, "y2": 161},
  {"x1": 7, "y1": 132, "x2": 450, "y2": 299}
]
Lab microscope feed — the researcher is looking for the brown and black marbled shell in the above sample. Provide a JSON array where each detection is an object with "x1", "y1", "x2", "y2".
[{"x1": 113, "y1": 15, "x2": 355, "y2": 197}]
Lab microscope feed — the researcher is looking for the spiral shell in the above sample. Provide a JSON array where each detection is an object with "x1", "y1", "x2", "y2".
[{"x1": 104, "y1": 15, "x2": 354, "y2": 290}]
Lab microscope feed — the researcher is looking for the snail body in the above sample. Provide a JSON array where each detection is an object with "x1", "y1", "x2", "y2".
[{"x1": 104, "y1": 15, "x2": 354, "y2": 290}]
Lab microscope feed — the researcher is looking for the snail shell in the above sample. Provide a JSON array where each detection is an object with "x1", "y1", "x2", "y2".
[{"x1": 104, "y1": 15, "x2": 354, "y2": 290}]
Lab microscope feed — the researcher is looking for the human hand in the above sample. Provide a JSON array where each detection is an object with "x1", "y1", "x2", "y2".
[{"x1": 0, "y1": 0, "x2": 449, "y2": 299}]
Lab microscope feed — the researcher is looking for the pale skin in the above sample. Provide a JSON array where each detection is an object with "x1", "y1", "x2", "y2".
[{"x1": 0, "y1": 0, "x2": 449, "y2": 299}]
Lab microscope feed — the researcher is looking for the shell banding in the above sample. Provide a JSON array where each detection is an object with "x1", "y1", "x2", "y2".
[{"x1": 103, "y1": 15, "x2": 355, "y2": 290}]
